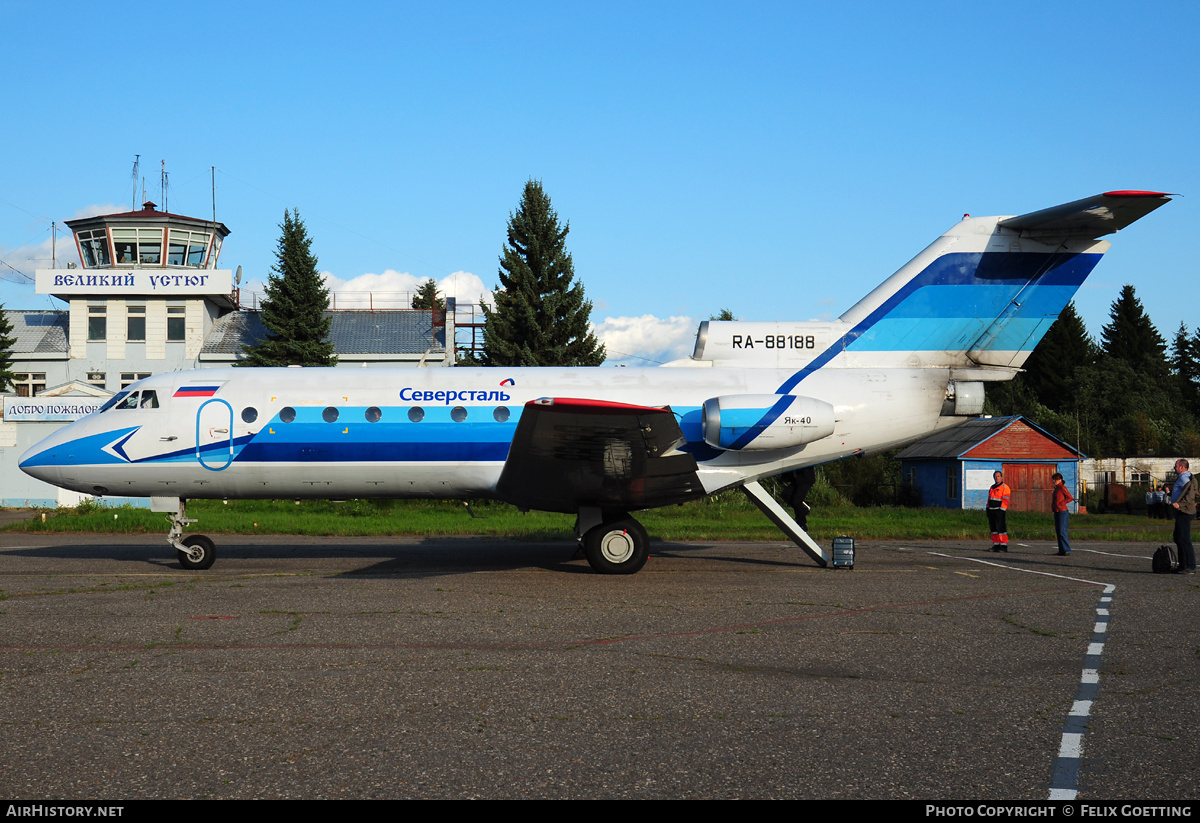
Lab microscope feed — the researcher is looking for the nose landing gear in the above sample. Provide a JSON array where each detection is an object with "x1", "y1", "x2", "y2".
[{"x1": 165, "y1": 498, "x2": 217, "y2": 570}]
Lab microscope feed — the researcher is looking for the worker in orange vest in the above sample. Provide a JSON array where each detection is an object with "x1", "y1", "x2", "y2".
[{"x1": 988, "y1": 470, "x2": 1011, "y2": 552}]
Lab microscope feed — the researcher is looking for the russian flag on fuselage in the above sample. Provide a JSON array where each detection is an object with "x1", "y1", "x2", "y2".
[{"x1": 173, "y1": 385, "x2": 223, "y2": 398}]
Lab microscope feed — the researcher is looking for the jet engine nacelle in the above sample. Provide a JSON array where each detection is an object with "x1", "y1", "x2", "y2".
[{"x1": 702, "y1": 394, "x2": 836, "y2": 451}]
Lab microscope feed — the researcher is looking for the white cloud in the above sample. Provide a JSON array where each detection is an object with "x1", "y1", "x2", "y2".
[
  {"x1": 0, "y1": 237, "x2": 59, "y2": 281},
  {"x1": 319, "y1": 269, "x2": 491, "y2": 309},
  {"x1": 594, "y1": 314, "x2": 698, "y2": 365},
  {"x1": 72, "y1": 203, "x2": 124, "y2": 219}
]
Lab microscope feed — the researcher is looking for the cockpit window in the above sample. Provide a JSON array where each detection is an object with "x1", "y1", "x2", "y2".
[
  {"x1": 98, "y1": 391, "x2": 130, "y2": 413},
  {"x1": 107, "y1": 390, "x2": 160, "y2": 410}
]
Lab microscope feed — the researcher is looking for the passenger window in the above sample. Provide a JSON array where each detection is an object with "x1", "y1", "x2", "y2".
[
  {"x1": 451, "y1": 406, "x2": 467, "y2": 422},
  {"x1": 323, "y1": 407, "x2": 339, "y2": 423},
  {"x1": 279, "y1": 407, "x2": 296, "y2": 423},
  {"x1": 365, "y1": 407, "x2": 382, "y2": 423},
  {"x1": 242, "y1": 407, "x2": 258, "y2": 423},
  {"x1": 493, "y1": 406, "x2": 510, "y2": 423},
  {"x1": 408, "y1": 407, "x2": 424, "y2": 422}
]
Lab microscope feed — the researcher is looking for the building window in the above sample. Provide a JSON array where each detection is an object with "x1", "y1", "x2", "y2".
[
  {"x1": 14, "y1": 373, "x2": 46, "y2": 397},
  {"x1": 946, "y1": 467, "x2": 959, "y2": 500},
  {"x1": 120, "y1": 372, "x2": 151, "y2": 388},
  {"x1": 127, "y1": 306, "x2": 146, "y2": 341},
  {"x1": 77, "y1": 229, "x2": 111, "y2": 268},
  {"x1": 111, "y1": 227, "x2": 163, "y2": 266},
  {"x1": 87, "y1": 372, "x2": 106, "y2": 390},
  {"x1": 167, "y1": 306, "x2": 186, "y2": 342},
  {"x1": 167, "y1": 230, "x2": 212, "y2": 268},
  {"x1": 88, "y1": 306, "x2": 107, "y2": 341}
]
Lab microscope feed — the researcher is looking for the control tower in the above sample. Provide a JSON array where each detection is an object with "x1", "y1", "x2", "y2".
[{"x1": 34, "y1": 202, "x2": 234, "y2": 391}]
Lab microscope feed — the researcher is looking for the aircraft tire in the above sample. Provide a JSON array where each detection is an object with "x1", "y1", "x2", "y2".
[
  {"x1": 177, "y1": 535, "x2": 217, "y2": 571},
  {"x1": 583, "y1": 519, "x2": 649, "y2": 575}
]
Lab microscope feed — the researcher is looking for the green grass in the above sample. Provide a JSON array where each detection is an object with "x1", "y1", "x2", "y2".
[{"x1": 0, "y1": 494, "x2": 1176, "y2": 543}]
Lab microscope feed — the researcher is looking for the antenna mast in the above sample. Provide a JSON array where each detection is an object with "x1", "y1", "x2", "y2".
[
  {"x1": 131, "y1": 155, "x2": 140, "y2": 210},
  {"x1": 160, "y1": 160, "x2": 168, "y2": 213}
]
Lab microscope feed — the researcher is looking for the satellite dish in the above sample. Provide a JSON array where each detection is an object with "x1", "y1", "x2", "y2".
[{"x1": 235, "y1": 265, "x2": 242, "y2": 285}]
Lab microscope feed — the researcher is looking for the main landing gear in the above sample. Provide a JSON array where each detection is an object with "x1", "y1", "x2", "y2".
[
  {"x1": 575, "y1": 508, "x2": 650, "y2": 574},
  {"x1": 166, "y1": 499, "x2": 217, "y2": 570}
]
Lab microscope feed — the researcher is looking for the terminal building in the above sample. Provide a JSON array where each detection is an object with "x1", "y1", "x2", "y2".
[{"x1": 3, "y1": 201, "x2": 460, "y2": 507}]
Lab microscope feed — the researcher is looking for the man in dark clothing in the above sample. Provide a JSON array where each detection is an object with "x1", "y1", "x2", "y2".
[
  {"x1": 1170, "y1": 458, "x2": 1196, "y2": 574},
  {"x1": 781, "y1": 467, "x2": 816, "y2": 529}
]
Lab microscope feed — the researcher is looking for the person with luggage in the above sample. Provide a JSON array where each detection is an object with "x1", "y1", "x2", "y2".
[
  {"x1": 987, "y1": 470, "x2": 1011, "y2": 552},
  {"x1": 1170, "y1": 458, "x2": 1196, "y2": 574},
  {"x1": 1052, "y1": 472, "x2": 1073, "y2": 556}
]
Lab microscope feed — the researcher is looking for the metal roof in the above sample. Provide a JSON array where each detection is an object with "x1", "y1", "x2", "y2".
[
  {"x1": 8, "y1": 311, "x2": 69, "y2": 354},
  {"x1": 201, "y1": 310, "x2": 445, "y2": 357},
  {"x1": 896, "y1": 415, "x2": 1083, "y2": 460},
  {"x1": 896, "y1": 416, "x2": 1019, "y2": 460}
]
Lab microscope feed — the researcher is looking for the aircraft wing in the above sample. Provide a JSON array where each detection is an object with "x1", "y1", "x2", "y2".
[
  {"x1": 998, "y1": 190, "x2": 1172, "y2": 239},
  {"x1": 494, "y1": 397, "x2": 705, "y2": 514}
]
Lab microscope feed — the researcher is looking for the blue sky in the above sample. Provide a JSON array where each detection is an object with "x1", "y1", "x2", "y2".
[{"x1": 1, "y1": 1, "x2": 1195, "y2": 364}]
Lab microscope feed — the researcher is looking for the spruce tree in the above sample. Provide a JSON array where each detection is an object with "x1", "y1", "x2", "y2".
[
  {"x1": 0, "y1": 305, "x2": 16, "y2": 393},
  {"x1": 1172, "y1": 322, "x2": 1200, "y2": 418},
  {"x1": 477, "y1": 180, "x2": 604, "y2": 367},
  {"x1": 242, "y1": 210, "x2": 336, "y2": 367},
  {"x1": 1100, "y1": 284, "x2": 1166, "y2": 369},
  {"x1": 411, "y1": 278, "x2": 444, "y2": 310}
]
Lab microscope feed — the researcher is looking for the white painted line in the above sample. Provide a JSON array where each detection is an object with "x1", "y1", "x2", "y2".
[
  {"x1": 926, "y1": 553, "x2": 1109, "y2": 587},
  {"x1": 1059, "y1": 733, "x2": 1083, "y2": 759},
  {"x1": 1080, "y1": 548, "x2": 1146, "y2": 560},
  {"x1": 924, "y1": 549, "x2": 1114, "y2": 802}
]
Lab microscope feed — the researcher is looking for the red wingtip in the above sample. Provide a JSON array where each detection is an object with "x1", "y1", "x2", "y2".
[{"x1": 1102, "y1": 190, "x2": 1171, "y2": 197}]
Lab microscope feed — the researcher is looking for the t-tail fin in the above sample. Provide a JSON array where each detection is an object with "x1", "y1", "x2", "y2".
[
  {"x1": 837, "y1": 191, "x2": 1172, "y2": 371},
  {"x1": 687, "y1": 192, "x2": 1171, "y2": 391}
]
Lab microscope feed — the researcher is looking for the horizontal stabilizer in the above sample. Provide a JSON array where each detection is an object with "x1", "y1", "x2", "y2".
[{"x1": 998, "y1": 191, "x2": 1172, "y2": 239}]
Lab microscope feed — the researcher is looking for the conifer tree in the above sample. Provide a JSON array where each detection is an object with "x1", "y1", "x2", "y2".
[
  {"x1": 1172, "y1": 322, "x2": 1200, "y2": 418},
  {"x1": 477, "y1": 180, "x2": 604, "y2": 367},
  {"x1": 411, "y1": 278, "x2": 445, "y2": 310},
  {"x1": 242, "y1": 210, "x2": 336, "y2": 367},
  {"x1": 1100, "y1": 284, "x2": 1166, "y2": 369},
  {"x1": 0, "y1": 305, "x2": 16, "y2": 392}
]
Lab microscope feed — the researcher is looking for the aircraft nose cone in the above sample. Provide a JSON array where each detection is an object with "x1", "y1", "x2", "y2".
[{"x1": 19, "y1": 441, "x2": 63, "y2": 485}]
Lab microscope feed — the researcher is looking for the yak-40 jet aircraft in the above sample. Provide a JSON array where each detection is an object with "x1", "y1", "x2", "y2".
[{"x1": 20, "y1": 191, "x2": 1172, "y2": 574}]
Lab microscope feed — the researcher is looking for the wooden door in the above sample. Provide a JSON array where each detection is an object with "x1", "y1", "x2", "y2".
[{"x1": 1002, "y1": 463, "x2": 1054, "y2": 513}]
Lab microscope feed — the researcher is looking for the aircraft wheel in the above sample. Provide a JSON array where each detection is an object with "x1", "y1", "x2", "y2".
[
  {"x1": 177, "y1": 535, "x2": 217, "y2": 571},
  {"x1": 583, "y1": 519, "x2": 649, "y2": 575}
]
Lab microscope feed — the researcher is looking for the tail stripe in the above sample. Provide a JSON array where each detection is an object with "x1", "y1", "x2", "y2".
[{"x1": 776, "y1": 250, "x2": 1102, "y2": 393}]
